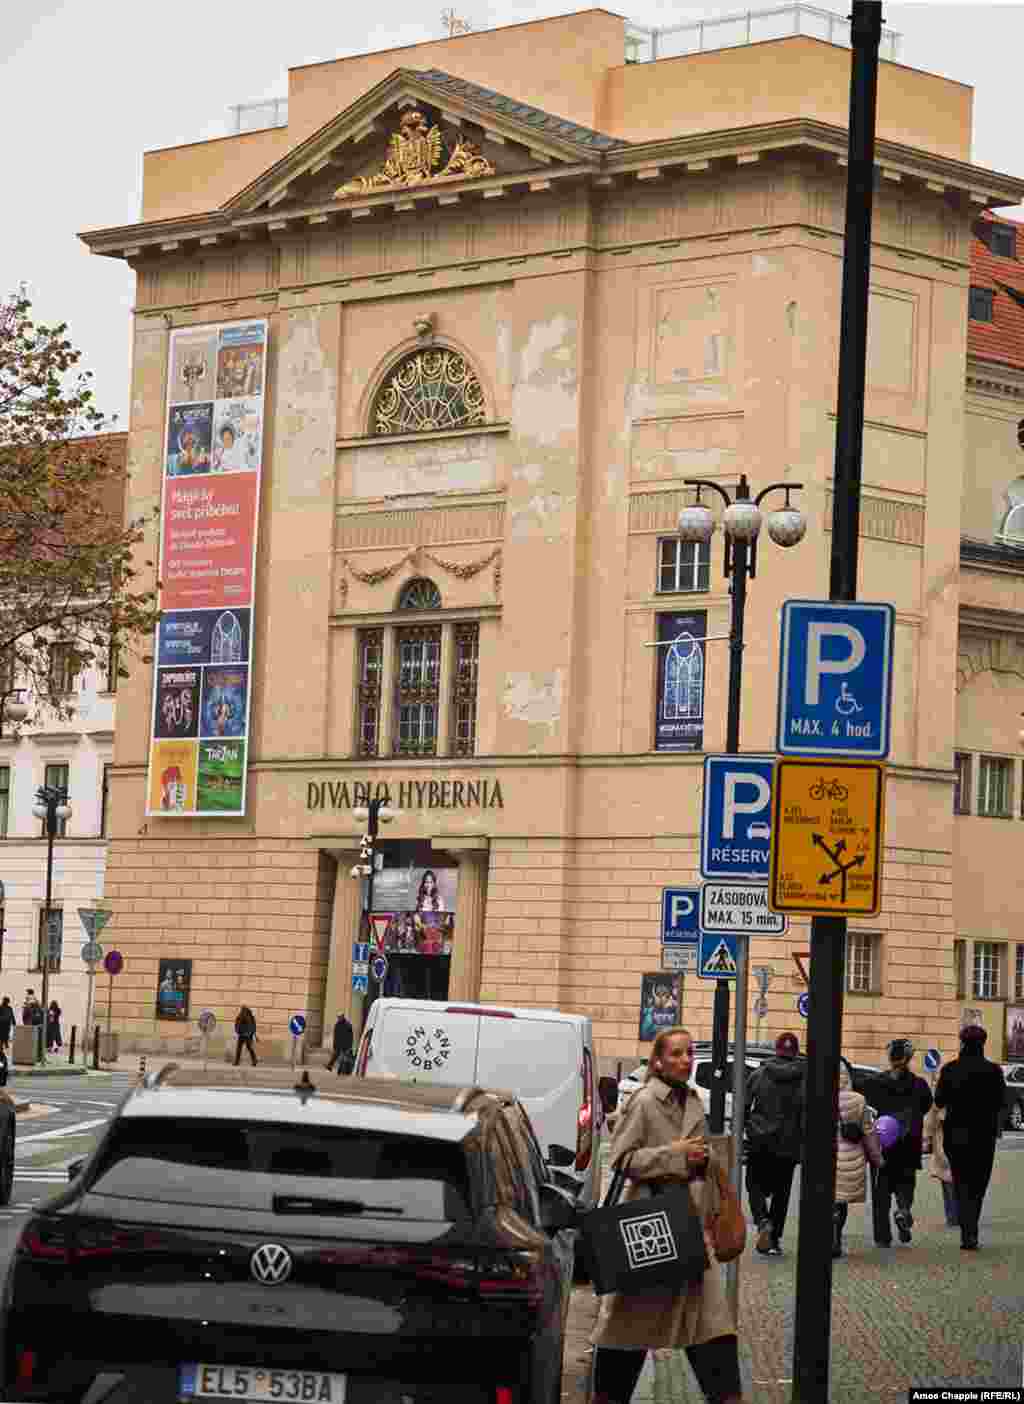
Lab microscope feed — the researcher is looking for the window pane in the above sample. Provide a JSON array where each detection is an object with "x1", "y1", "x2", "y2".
[
  {"x1": 1016, "y1": 944, "x2": 1024, "y2": 1001},
  {"x1": 355, "y1": 630, "x2": 383, "y2": 758},
  {"x1": 991, "y1": 225, "x2": 1015, "y2": 258},
  {"x1": 954, "y1": 940, "x2": 966, "y2": 1000},
  {"x1": 656, "y1": 538, "x2": 709, "y2": 594},
  {"x1": 978, "y1": 756, "x2": 1011, "y2": 817},
  {"x1": 394, "y1": 626, "x2": 440, "y2": 757},
  {"x1": 0, "y1": 766, "x2": 8, "y2": 839},
  {"x1": 450, "y1": 624, "x2": 479, "y2": 757},
  {"x1": 954, "y1": 752, "x2": 971, "y2": 814},
  {"x1": 847, "y1": 932, "x2": 874, "y2": 993},
  {"x1": 972, "y1": 941, "x2": 1002, "y2": 1000},
  {"x1": 969, "y1": 286, "x2": 993, "y2": 322},
  {"x1": 37, "y1": 908, "x2": 63, "y2": 974},
  {"x1": 42, "y1": 764, "x2": 70, "y2": 838}
]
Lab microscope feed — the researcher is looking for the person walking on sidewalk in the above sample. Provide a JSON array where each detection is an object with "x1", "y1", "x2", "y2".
[
  {"x1": 833, "y1": 1057, "x2": 882, "y2": 1258},
  {"x1": 591, "y1": 1026, "x2": 746, "y2": 1404},
  {"x1": 744, "y1": 1032, "x2": 806, "y2": 1256},
  {"x1": 45, "y1": 1001, "x2": 62, "y2": 1054},
  {"x1": 922, "y1": 1102, "x2": 958, "y2": 1229},
  {"x1": 326, "y1": 1013, "x2": 354, "y2": 1075},
  {"x1": 233, "y1": 1006, "x2": 258, "y2": 1066},
  {"x1": 932, "y1": 1024, "x2": 1006, "y2": 1251},
  {"x1": 0, "y1": 997, "x2": 15, "y2": 1056},
  {"x1": 861, "y1": 1038, "x2": 932, "y2": 1246}
]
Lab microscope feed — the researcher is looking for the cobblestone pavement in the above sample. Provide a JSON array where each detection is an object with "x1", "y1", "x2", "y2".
[{"x1": 563, "y1": 1135, "x2": 1024, "y2": 1403}]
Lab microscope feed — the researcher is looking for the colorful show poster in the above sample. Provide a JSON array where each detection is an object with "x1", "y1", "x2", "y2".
[
  {"x1": 166, "y1": 403, "x2": 214, "y2": 477},
  {"x1": 169, "y1": 332, "x2": 217, "y2": 405},
  {"x1": 197, "y1": 740, "x2": 246, "y2": 813},
  {"x1": 154, "y1": 666, "x2": 201, "y2": 739},
  {"x1": 149, "y1": 739, "x2": 199, "y2": 814},
  {"x1": 147, "y1": 318, "x2": 267, "y2": 818},
  {"x1": 200, "y1": 665, "x2": 248, "y2": 739},
  {"x1": 156, "y1": 958, "x2": 193, "y2": 1021},
  {"x1": 157, "y1": 608, "x2": 251, "y2": 668},
  {"x1": 211, "y1": 398, "x2": 262, "y2": 473},
  {"x1": 216, "y1": 323, "x2": 265, "y2": 399},
  {"x1": 159, "y1": 473, "x2": 259, "y2": 613}
]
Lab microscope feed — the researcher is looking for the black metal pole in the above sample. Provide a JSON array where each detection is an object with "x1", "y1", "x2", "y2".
[
  {"x1": 92, "y1": 1024, "x2": 100, "y2": 1071},
  {"x1": 791, "y1": 5, "x2": 881, "y2": 1401},
  {"x1": 40, "y1": 800, "x2": 56, "y2": 1066},
  {"x1": 69, "y1": 1024, "x2": 76, "y2": 1065}
]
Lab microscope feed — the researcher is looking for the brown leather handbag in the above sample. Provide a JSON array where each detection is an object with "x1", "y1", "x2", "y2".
[{"x1": 707, "y1": 1159, "x2": 747, "y2": 1263}]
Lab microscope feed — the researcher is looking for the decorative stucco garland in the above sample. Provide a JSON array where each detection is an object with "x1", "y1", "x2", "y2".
[{"x1": 338, "y1": 545, "x2": 503, "y2": 604}]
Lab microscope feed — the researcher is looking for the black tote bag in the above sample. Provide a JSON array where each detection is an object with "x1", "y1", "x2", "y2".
[{"x1": 579, "y1": 1156, "x2": 709, "y2": 1297}]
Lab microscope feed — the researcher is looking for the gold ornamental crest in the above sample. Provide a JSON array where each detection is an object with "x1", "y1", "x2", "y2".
[{"x1": 335, "y1": 110, "x2": 495, "y2": 198}]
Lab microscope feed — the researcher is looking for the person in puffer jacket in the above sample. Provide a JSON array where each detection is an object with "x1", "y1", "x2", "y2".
[{"x1": 833, "y1": 1058, "x2": 882, "y2": 1258}]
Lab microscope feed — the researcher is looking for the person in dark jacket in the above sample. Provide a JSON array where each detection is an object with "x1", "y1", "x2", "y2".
[
  {"x1": 45, "y1": 1001, "x2": 62, "y2": 1053},
  {"x1": 22, "y1": 990, "x2": 42, "y2": 1027},
  {"x1": 326, "y1": 1013, "x2": 354, "y2": 1074},
  {"x1": 861, "y1": 1038, "x2": 933, "y2": 1246},
  {"x1": 233, "y1": 1006, "x2": 258, "y2": 1066},
  {"x1": 744, "y1": 1031, "x2": 806, "y2": 1255},
  {"x1": 0, "y1": 998, "x2": 15, "y2": 1055},
  {"x1": 932, "y1": 1024, "x2": 1006, "y2": 1251}
]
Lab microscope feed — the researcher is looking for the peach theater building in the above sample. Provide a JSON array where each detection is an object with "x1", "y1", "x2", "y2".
[{"x1": 79, "y1": 5, "x2": 1024, "y2": 1063}]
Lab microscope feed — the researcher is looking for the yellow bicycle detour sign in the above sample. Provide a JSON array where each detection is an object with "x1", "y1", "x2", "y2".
[{"x1": 768, "y1": 758, "x2": 886, "y2": 916}]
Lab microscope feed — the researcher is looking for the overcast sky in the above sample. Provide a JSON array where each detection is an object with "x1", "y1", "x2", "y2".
[{"x1": 2, "y1": 1, "x2": 1021, "y2": 426}]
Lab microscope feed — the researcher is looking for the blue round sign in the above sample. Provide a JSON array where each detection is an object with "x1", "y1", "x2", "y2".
[
  {"x1": 924, "y1": 1048, "x2": 941, "y2": 1071},
  {"x1": 371, "y1": 954, "x2": 389, "y2": 984},
  {"x1": 797, "y1": 992, "x2": 810, "y2": 1019},
  {"x1": 289, "y1": 1014, "x2": 306, "y2": 1037}
]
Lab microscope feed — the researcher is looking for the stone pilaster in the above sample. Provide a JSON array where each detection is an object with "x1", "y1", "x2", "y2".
[
  {"x1": 323, "y1": 850, "x2": 363, "y2": 1041},
  {"x1": 448, "y1": 849, "x2": 489, "y2": 1002}
]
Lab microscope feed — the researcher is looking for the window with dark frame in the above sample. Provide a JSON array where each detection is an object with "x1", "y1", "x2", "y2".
[
  {"x1": 657, "y1": 538, "x2": 711, "y2": 594},
  {"x1": 355, "y1": 630, "x2": 383, "y2": 758},
  {"x1": 449, "y1": 623, "x2": 479, "y2": 758},
  {"x1": 846, "y1": 931, "x2": 879, "y2": 995},
  {"x1": 978, "y1": 755, "x2": 1013, "y2": 817},
  {"x1": 990, "y1": 224, "x2": 1016, "y2": 259},
  {"x1": 0, "y1": 646, "x2": 14, "y2": 694},
  {"x1": 968, "y1": 285, "x2": 994, "y2": 322},
  {"x1": 972, "y1": 940, "x2": 1003, "y2": 1000},
  {"x1": 394, "y1": 625, "x2": 441, "y2": 757},
  {"x1": 41, "y1": 762, "x2": 70, "y2": 838},
  {"x1": 953, "y1": 751, "x2": 972, "y2": 814},
  {"x1": 100, "y1": 763, "x2": 112, "y2": 838},
  {"x1": 48, "y1": 642, "x2": 78, "y2": 697},
  {"x1": 954, "y1": 939, "x2": 966, "y2": 1001},
  {"x1": 0, "y1": 765, "x2": 9, "y2": 839},
  {"x1": 35, "y1": 907, "x2": 63, "y2": 975},
  {"x1": 1016, "y1": 943, "x2": 1024, "y2": 1002},
  {"x1": 105, "y1": 639, "x2": 119, "y2": 694}
]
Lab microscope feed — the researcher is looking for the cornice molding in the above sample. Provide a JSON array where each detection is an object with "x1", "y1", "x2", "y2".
[
  {"x1": 79, "y1": 118, "x2": 1024, "y2": 263},
  {"x1": 965, "y1": 358, "x2": 1024, "y2": 401}
]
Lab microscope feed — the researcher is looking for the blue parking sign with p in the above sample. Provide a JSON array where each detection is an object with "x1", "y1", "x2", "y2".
[
  {"x1": 662, "y1": 888, "x2": 700, "y2": 945},
  {"x1": 701, "y1": 756, "x2": 775, "y2": 881},
  {"x1": 776, "y1": 600, "x2": 894, "y2": 759}
]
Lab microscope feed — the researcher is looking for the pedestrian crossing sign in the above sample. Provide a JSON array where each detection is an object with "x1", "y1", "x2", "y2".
[{"x1": 698, "y1": 931, "x2": 738, "y2": 981}]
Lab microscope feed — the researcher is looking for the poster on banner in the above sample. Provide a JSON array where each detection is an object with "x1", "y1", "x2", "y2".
[
  {"x1": 655, "y1": 610, "x2": 706, "y2": 752},
  {"x1": 146, "y1": 319, "x2": 267, "y2": 819},
  {"x1": 370, "y1": 867, "x2": 459, "y2": 914},
  {"x1": 156, "y1": 959, "x2": 192, "y2": 1020},
  {"x1": 1006, "y1": 1006, "x2": 1024, "y2": 1061},
  {"x1": 638, "y1": 972, "x2": 683, "y2": 1041}
]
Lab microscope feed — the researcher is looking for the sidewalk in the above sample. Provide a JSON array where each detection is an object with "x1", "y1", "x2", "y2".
[{"x1": 564, "y1": 1142, "x2": 1024, "y2": 1403}]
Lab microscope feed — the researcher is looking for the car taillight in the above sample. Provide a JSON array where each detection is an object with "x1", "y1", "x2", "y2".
[
  {"x1": 495, "y1": 1389, "x2": 515, "y2": 1404},
  {"x1": 19, "y1": 1220, "x2": 73, "y2": 1263},
  {"x1": 15, "y1": 1351, "x2": 34, "y2": 1387},
  {"x1": 575, "y1": 1052, "x2": 594, "y2": 1172},
  {"x1": 18, "y1": 1218, "x2": 165, "y2": 1264},
  {"x1": 354, "y1": 1029, "x2": 372, "y2": 1076}
]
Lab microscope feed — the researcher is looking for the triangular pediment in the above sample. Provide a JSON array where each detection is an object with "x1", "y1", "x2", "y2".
[{"x1": 225, "y1": 67, "x2": 625, "y2": 216}]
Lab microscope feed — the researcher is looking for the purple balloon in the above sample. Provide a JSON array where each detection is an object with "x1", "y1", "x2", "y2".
[{"x1": 874, "y1": 1115, "x2": 903, "y2": 1150}]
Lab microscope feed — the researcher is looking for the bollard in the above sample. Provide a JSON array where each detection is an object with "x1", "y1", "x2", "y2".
[
  {"x1": 69, "y1": 1025, "x2": 77, "y2": 1065},
  {"x1": 92, "y1": 1025, "x2": 100, "y2": 1071}
]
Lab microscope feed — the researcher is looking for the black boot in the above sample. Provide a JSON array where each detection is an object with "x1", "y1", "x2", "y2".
[{"x1": 832, "y1": 1205, "x2": 844, "y2": 1258}]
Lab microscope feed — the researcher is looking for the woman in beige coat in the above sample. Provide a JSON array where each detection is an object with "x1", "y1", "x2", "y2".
[
  {"x1": 833, "y1": 1058, "x2": 882, "y2": 1258},
  {"x1": 591, "y1": 1027, "x2": 744, "y2": 1404},
  {"x1": 922, "y1": 1102, "x2": 959, "y2": 1227}
]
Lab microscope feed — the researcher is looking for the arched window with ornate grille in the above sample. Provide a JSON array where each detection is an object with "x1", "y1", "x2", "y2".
[
  {"x1": 398, "y1": 578, "x2": 442, "y2": 611},
  {"x1": 371, "y1": 348, "x2": 486, "y2": 435}
]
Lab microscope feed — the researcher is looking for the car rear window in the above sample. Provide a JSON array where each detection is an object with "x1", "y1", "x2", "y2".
[{"x1": 84, "y1": 1118, "x2": 472, "y2": 1221}]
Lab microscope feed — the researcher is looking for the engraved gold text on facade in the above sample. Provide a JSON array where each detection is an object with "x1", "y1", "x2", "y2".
[
  {"x1": 336, "y1": 110, "x2": 495, "y2": 197},
  {"x1": 373, "y1": 349, "x2": 485, "y2": 434}
]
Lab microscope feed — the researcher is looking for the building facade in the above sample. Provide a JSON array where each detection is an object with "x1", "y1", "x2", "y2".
[
  {"x1": 0, "y1": 433, "x2": 124, "y2": 1039},
  {"x1": 81, "y1": 9, "x2": 1024, "y2": 1063}
]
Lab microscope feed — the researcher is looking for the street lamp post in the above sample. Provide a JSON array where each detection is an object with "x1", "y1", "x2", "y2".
[
  {"x1": 678, "y1": 471, "x2": 805, "y2": 1313},
  {"x1": 350, "y1": 797, "x2": 402, "y2": 1004},
  {"x1": 0, "y1": 689, "x2": 29, "y2": 739},
  {"x1": 30, "y1": 785, "x2": 72, "y2": 1065}
]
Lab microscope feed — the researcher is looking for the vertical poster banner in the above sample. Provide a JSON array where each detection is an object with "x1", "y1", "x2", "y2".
[
  {"x1": 156, "y1": 958, "x2": 193, "y2": 1020},
  {"x1": 638, "y1": 971, "x2": 683, "y2": 1042},
  {"x1": 654, "y1": 609, "x2": 707, "y2": 751},
  {"x1": 146, "y1": 319, "x2": 267, "y2": 816}
]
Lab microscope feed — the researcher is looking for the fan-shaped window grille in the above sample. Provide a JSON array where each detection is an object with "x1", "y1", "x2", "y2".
[
  {"x1": 372, "y1": 349, "x2": 486, "y2": 435},
  {"x1": 398, "y1": 578, "x2": 442, "y2": 611}
]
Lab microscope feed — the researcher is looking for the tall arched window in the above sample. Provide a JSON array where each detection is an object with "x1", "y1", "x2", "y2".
[
  {"x1": 999, "y1": 477, "x2": 1024, "y2": 543},
  {"x1": 663, "y1": 630, "x2": 704, "y2": 721},
  {"x1": 371, "y1": 349, "x2": 485, "y2": 435}
]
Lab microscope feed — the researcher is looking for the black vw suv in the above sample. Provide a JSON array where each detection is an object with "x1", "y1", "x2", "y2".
[{"x1": 1, "y1": 1066, "x2": 577, "y2": 1404}]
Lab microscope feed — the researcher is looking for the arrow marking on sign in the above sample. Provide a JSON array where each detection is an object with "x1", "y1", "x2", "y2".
[{"x1": 812, "y1": 834, "x2": 865, "y2": 902}]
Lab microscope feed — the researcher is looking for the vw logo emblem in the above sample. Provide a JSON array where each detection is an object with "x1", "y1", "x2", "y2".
[{"x1": 250, "y1": 1243, "x2": 293, "y2": 1285}]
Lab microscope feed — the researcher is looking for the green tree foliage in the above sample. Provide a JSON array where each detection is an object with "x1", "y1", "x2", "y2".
[{"x1": 0, "y1": 290, "x2": 159, "y2": 716}]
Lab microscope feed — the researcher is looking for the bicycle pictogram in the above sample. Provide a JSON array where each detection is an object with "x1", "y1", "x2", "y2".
[{"x1": 809, "y1": 778, "x2": 849, "y2": 802}]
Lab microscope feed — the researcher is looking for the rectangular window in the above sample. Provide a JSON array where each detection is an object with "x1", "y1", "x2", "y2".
[
  {"x1": 977, "y1": 755, "x2": 1012, "y2": 817},
  {"x1": 449, "y1": 624, "x2": 479, "y2": 757},
  {"x1": 355, "y1": 630, "x2": 383, "y2": 758},
  {"x1": 1015, "y1": 943, "x2": 1024, "y2": 1002},
  {"x1": 104, "y1": 639, "x2": 119, "y2": 694},
  {"x1": 953, "y1": 752, "x2": 972, "y2": 814},
  {"x1": 972, "y1": 941, "x2": 1003, "y2": 1000},
  {"x1": 49, "y1": 642, "x2": 77, "y2": 696},
  {"x1": 42, "y1": 763, "x2": 70, "y2": 838},
  {"x1": 954, "y1": 939, "x2": 966, "y2": 1000},
  {"x1": 969, "y1": 285, "x2": 994, "y2": 322},
  {"x1": 394, "y1": 625, "x2": 441, "y2": 757},
  {"x1": 0, "y1": 646, "x2": 14, "y2": 695},
  {"x1": 657, "y1": 538, "x2": 711, "y2": 594},
  {"x1": 35, "y1": 907, "x2": 63, "y2": 975},
  {"x1": 100, "y1": 763, "x2": 112, "y2": 838},
  {"x1": 846, "y1": 931, "x2": 879, "y2": 995},
  {"x1": 0, "y1": 765, "x2": 9, "y2": 839},
  {"x1": 991, "y1": 224, "x2": 1016, "y2": 259}
]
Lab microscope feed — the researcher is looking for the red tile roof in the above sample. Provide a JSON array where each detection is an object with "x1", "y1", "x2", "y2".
[{"x1": 968, "y1": 210, "x2": 1024, "y2": 371}]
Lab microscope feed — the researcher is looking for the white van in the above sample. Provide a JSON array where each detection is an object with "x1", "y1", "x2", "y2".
[{"x1": 354, "y1": 998, "x2": 603, "y2": 1208}]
